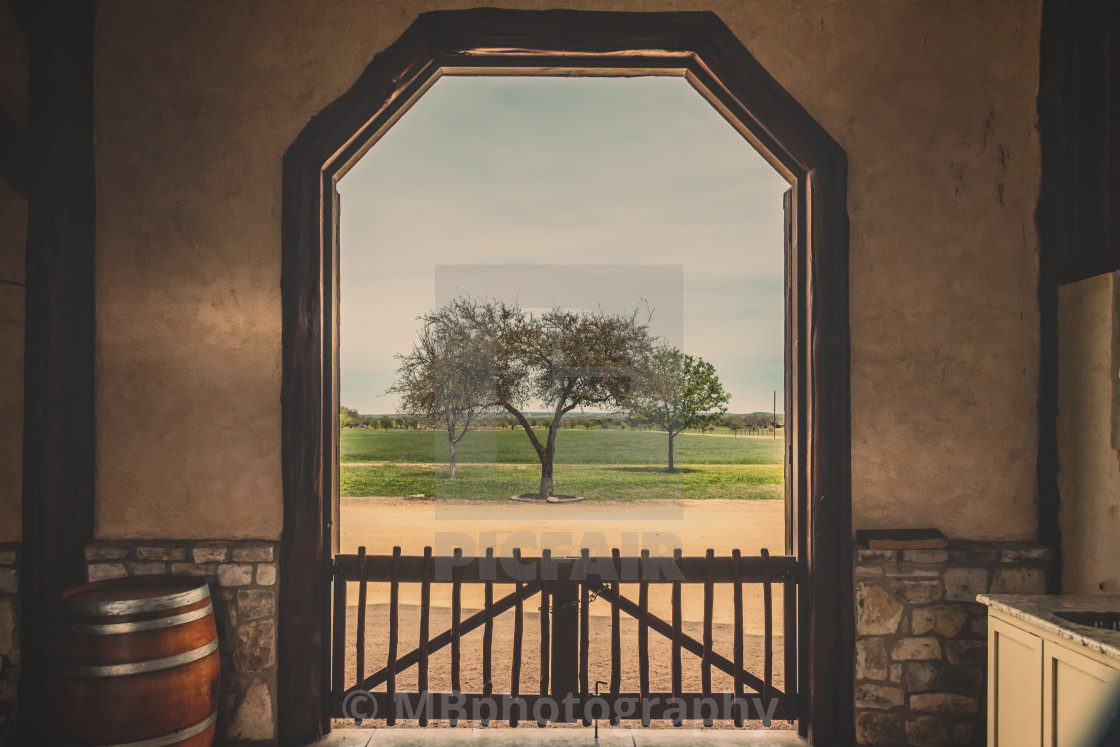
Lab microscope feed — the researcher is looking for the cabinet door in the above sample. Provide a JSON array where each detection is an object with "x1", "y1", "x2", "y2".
[
  {"x1": 990, "y1": 617, "x2": 1044, "y2": 747},
  {"x1": 1043, "y1": 640, "x2": 1120, "y2": 747}
]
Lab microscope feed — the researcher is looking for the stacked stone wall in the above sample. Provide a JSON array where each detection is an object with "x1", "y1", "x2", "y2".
[
  {"x1": 85, "y1": 540, "x2": 279, "y2": 745},
  {"x1": 854, "y1": 541, "x2": 1051, "y2": 745}
]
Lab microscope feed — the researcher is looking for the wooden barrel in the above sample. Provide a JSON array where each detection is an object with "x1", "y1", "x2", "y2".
[{"x1": 47, "y1": 576, "x2": 220, "y2": 747}]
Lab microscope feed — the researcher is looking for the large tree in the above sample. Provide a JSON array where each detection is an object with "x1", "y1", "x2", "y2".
[
  {"x1": 421, "y1": 297, "x2": 653, "y2": 499},
  {"x1": 629, "y1": 347, "x2": 730, "y2": 471},
  {"x1": 388, "y1": 320, "x2": 494, "y2": 479}
]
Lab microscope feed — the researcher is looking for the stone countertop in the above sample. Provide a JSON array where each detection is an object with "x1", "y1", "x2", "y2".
[{"x1": 978, "y1": 594, "x2": 1120, "y2": 662}]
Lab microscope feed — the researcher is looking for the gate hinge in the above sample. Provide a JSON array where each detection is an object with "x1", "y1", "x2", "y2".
[
  {"x1": 775, "y1": 561, "x2": 804, "y2": 584},
  {"x1": 327, "y1": 557, "x2": 347, "y2": 580}
]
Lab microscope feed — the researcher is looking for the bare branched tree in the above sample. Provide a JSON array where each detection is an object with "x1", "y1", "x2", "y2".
[
  {"x1": 388, "y1": 320, "x2": 495, "y2": 479},
  {"x1": 420, "y1": 296, "x2": 653, "y2": 499}
]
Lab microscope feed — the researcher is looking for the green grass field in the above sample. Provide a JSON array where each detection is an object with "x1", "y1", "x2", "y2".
[
  {"x1": 341, "y1": 427, "x2": 783, "y2": 465},
  {"x1": 340, "y1": 463, "x2": 783, "y2": 501},
  {"x1": 339, "y1": 428, "x2": 785, "y2": 501}
]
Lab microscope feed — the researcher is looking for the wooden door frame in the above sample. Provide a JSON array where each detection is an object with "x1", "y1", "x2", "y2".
[{"x1": 279, "y1": 9, "x2": 852, "y2": 745}]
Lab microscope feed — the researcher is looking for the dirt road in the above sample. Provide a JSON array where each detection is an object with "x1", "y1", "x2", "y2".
[
  {"x1": 341, "y1": 497, "x2": 785, "y2": 559},
  {"x1": 340, "y1": 498, "x2": 785, "y2": 627}
]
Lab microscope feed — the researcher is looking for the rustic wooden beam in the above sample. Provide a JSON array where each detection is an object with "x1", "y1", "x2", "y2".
[
  {"x1": 639, "y1": 550, "x2": 650, "y2": 724},
  {"x1": 0, "y1": 113, "x2": 29, "y2": 193},
  {"x1": 331, "y1": 551, "x2": 798, "y2": 583},
  {"x1": 282, "y1": 9, "x2": 850, "y2": 742},
  {"x1": 733, "y1": 549, "x2": 745, "y2": 727},
  {"x1": 784, "y1": 579, "x2": 799, "y2": 717},
  {"x1": 450, "y1": 547, "x2": 462, "y2": 695},
  {"x1": 6, "y1": 0, "x2": 37, "y2": 39},
  {"x1": 510, "y1": 547, "x2": 524, "y2": 727},
  {"x1": 355, "y1": 546, "x2": 367, "y2": 691},
  {"x1": 549, "y1": 575, "x2": 580, "y2": 718},
  {"x1": 482, "y1": 548, "x2": 494, "y2": 717},
  {"x1": 609, "y1": 547, "x2": 622, "y2": 725},
  {"x1": 386, "y1": 547, "x2": 400, "y2": 726},
  {"x1": 19, "y1": 0, "x2": 96, "y2": 733},
  {"x1": 1036, "y1": 0, "x2": 1070, "y2": 591},
  {"x1": 418, "y1": 547, "x2": 431, "y2": 727},
  {"x1": 330, "y1": 563, "x2": 347, "y2": 700}
]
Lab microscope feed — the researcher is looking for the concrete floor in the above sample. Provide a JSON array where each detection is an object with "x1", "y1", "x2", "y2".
[{"x1": 315, "y1": 728, "x2": 811, "y2": 746}]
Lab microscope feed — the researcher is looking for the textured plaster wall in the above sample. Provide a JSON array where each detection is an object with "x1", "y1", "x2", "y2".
[
  {"x1": 94, "y1": 1, "x2": 1042, "y2": 540},
  {"x1": 1057, "y1": 274, "x2": 1120, "y2": 594},
  {"x1": 0, "y1": 1, "x2": 27, "y2": 544}
]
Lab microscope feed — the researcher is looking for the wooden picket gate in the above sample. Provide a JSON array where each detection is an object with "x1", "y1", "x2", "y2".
[{"x1": 327, "y1": 546, "x2": 800, "y2": 726}]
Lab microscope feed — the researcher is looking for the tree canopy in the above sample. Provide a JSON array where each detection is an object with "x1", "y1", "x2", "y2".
[{"x1": 419, "y1": 296, "x2": 653, "y2": 499}]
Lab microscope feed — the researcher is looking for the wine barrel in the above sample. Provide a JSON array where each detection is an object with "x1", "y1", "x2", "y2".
[{"x1": 47, "y1": 575, "x2": 220, "y2": 747}]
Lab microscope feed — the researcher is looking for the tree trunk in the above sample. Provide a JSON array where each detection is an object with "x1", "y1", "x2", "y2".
[
  {"x1": 538, "y1": 456, "x2": 554, "y2": 499},
  {"x1": 448, "y1": 435, "x2": 456, "y2": 480},
  {"x1": 538, "y1": 417, "x2": 563, "y2": 498},
  {"x1": 667, "y1": 432, "x2": 676, "y2": 472}
]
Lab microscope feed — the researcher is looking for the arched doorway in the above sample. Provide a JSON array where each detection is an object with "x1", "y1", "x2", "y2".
[{"x1": 279, "y1": 9, "x2": 851, "y2": 744}]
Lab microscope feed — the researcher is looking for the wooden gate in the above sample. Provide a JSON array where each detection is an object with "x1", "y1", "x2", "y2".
[{"x1": 327, "y1": 546, "x2": 800, "y2": 726}]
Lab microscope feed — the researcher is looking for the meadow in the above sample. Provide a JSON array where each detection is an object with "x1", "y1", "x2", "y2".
[
  {"x1": 340, "y1": 427, "x2": 785, "y2": 500},
  {"x1": 341, "y1": 463, "x2": 783, "y2": 501},
  {"x1": 341, "y1": 427, "x2": 783, "y2": 465}
]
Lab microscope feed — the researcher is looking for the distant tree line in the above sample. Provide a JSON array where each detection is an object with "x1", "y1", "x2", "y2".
[
  {"x1": 340, "y1": 409, "x2": 781, "y2": 434},
  {"x1": 339, "y1": 407, "x2": 420, "y2": 431}
]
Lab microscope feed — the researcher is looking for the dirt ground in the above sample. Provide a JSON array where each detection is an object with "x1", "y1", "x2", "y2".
[
  {"x1": 339, "y1": 497, "x2": 786, "y2": 557},
  {"x1": 335, "y1": 498, "x2": 791, "y2": 730}
]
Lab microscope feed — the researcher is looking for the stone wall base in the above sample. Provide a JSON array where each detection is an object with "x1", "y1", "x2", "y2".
[
  {"x1": 86, "y1": 540, "x2": 279, "y2": 745},
  {"x1": 0, "y1": 543, "x2": 19, "y2": 712},
  {"x1": 853, "y1": 541, "x2": 1052, "y2": 745}
]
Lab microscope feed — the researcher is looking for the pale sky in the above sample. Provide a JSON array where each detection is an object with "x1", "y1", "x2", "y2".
[{"x1": 339, "y1": 76, "x2": 788, "y2": 415}]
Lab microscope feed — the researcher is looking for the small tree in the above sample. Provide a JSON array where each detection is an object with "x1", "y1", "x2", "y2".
[
  {"x1": 388, "y1": 320, "x2": 493, "y2": 479},
  {"x1": 629, "y1": 347, "x2": 730, "y2": 471}
]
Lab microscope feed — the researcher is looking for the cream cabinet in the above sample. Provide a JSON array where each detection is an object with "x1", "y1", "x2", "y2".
[
  {"x1": 989, "y1": 609, "x2": 1120, "y2": 747},
  {"x1": 1042, "y1": 639, "x2": 1120, "y2": 746},
  {"x1": 989, "y1": 615, "x2": 1044, "y2": 746}
]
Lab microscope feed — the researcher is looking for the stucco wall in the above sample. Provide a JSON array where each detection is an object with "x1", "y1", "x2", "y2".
[
  {"x1": 1057, "y1": 274, "x2": 1120, "y2": 594},
  {"x1": 0, "y1": 0, "x2": 27, "y2": 544},
  {"x1": 93, "y1": 1, "x2": 1042, "y2": 540}
]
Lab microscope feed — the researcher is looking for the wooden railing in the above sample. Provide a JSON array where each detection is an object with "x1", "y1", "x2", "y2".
[{"x1": 328, "y1": 546, "x2": 800, "y2": 726}]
